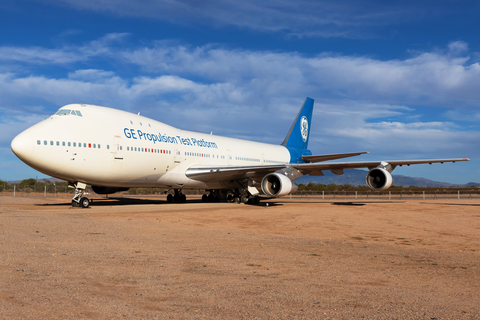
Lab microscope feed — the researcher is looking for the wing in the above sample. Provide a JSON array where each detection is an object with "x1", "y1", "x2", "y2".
[
  {"x1": 302, "y1": 152, "x2": 368, "y2": 163},
  {"x1": 185, "y1": 158, "x2": 470, "y2": 182}
]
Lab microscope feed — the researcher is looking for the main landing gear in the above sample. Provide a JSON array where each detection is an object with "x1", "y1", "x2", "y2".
[
  {"x1": 166, "y1": 189, "x2": 186, "y2": 203},
  {"x1": 201, "y1": 190, "x2": 221, "y2": 202},
  {"x1": 232, "y1": 193, "x2": 260, "y2": 205},
  {"x1": 71, "y1": 182, "x2": 90, "y2": 208},
  {"x1": 201, "y1": 189, "x2": 260, "y2": 205}
]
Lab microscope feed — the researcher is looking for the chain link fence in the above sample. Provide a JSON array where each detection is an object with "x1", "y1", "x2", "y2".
[{"x1": 291, "y1": 190, "x2": 480, "y2": 200}]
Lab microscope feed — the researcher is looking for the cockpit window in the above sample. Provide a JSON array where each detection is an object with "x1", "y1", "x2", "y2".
[
  {"x1": 54, "y1": 109, "x2": 83, "y2": 117},
  {"x1": 55, "y1": 109, "x2": 71, "y2": 115}
]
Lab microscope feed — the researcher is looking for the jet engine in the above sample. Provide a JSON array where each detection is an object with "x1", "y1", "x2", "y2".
[
  {"x1": 365, "y1": 168, "x2": 394, "y2": 191},
  {"x1": 91, "y1": 186, "x2": 130, "y2": 195},
  {"x1": 261, "y1": 173, "x2": 298, "y2": 197}
]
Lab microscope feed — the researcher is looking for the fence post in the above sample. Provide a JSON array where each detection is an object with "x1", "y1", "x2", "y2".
[
  {"x1": 423, "y1": 191, "x2": 425, "y2": 200},
  {"x1": 322, "y1": 191, "x2": 324, "y2": 200},
  {"x1": 355, "y1": 191, "x2": 357, "y2": 200},
  {"x1": 14, "y1": 184, "x2": 16, "y2": 197},
  {"x1": 389, "y1": 191, "x2": 391, "y2": 200},
  {"x1": 458, "y1": 190, "x2": 460, "y2": 200}
]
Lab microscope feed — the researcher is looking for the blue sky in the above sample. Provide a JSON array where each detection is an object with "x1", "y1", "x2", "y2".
[{"x1": 0, "y1": 0, "x2": 479, "y2": 184}]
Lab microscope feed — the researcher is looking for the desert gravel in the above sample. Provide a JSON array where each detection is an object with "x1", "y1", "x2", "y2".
[{"x1": 1, "y1": 195, "x2": 479, "y2": 319}]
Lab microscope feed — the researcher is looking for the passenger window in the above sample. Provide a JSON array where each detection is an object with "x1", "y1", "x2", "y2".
[
  {"x1": 73, "y1": 142, "x2": 76, "y2": 147},
  {"x1": 44, "y1": 140, "x2": 47, "y2": 145},
  {"x1": 83, "y1": 143, "x2": 86, "y2": 148},
  {"x1": 107, "y1": 145, "x2": 110, "y2": 149},
  {"x1": 98, "y1": 144, "x2": 101, "y2": 148},
  {"x1": 37, "y1": 140, "x2": 40, "y2": 145},
  {"x1": 56, "y1": 141, "x2": 59, "y2": 146},
  {"x1": 68, "y1": 142, "x2": 71, "y2": 147},
  {"x1": 93, "y1": 144, "x2": 96, "y2": 148},
  {"x1": 50, "y1": 141, "x2": 53, "y2": 145},
  {"x1": 62, "y1": 142, "x2": 65, "y2": 146}
]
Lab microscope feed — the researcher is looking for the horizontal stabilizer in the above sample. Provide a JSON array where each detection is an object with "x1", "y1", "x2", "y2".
[{"x1": 302, "y1": 152, "x2": 368, "y2": 163}]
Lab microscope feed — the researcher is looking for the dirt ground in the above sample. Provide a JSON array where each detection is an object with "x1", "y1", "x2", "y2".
[{"x1": 1, "y1": 195, "x2": 479, "y2": 319}]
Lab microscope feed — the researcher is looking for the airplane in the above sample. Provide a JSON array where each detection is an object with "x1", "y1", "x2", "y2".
[{"x1": 11, "y1": 97, "x2": 469, "y2": 208}]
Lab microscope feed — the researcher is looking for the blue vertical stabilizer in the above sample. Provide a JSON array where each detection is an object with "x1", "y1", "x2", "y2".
[{"x1": 281, "y1": 97, "x2": 314, "y2": 150}]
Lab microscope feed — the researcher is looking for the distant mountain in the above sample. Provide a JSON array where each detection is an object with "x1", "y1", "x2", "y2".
[
  {"x1": 465, "y1": 182, "x2": 480, "y2": 187},
  {"x1": 295, "y1": 169, "x2": 474, "y2": 188}
]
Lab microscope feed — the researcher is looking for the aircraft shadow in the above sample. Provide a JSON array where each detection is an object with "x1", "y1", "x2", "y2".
[{"x1": 36, "y1": 197, "x2": 282, "y2": 207}]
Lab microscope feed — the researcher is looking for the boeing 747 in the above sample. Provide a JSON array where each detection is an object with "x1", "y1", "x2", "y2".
[{"x1": 11, "y1": 98, "x2": 469, "y2": 207}]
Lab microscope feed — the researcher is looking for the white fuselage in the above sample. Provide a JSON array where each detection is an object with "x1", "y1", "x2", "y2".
[{"x1": 13, "y1": 104, "x2": 291, "y2": 189}]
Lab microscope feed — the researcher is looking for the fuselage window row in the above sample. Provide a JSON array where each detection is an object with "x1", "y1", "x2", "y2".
[
  {"x1": 125, "y1": 146, "x2": 171, "y2": 154},
  {"x1": 37, "y1": 140, "x2": 176, "y2": 155},
  {"x1": 38, "y1": 140, "x2": 102, "y2": 149}
]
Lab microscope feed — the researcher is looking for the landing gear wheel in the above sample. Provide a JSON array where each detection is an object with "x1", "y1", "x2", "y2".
[
  {"x1": 202, "y1": 194, "x2": 208, "y2": 202},
  {"x1": 72, "y1": 200, "x2": 79, "y2": 207},
  {"x1": 234, "y1": 197, "x2": 241, "y2": 204},
  {"x1": 180, "y1": 194, "x2": 186, "y2": 203},
  {"x1": 80, "y1": 197, "x2": 90, "y2": 208},
  {"x1": 167, "y1": 194, "x2": 173, "y2": 203},
  {"x1": 241, "y1": 195, "x2": 249, "y2": 204},
  {"x1": 251, "y1": 196, "x2": 260, "y2": 205}
]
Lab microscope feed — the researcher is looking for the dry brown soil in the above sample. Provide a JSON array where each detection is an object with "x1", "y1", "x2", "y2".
[{"x1": 1, "y1": 195, "x2": 479, "y2": 319}]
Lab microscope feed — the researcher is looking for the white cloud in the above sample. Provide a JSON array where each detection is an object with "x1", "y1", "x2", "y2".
[
  {"x1": 31, "y1": 0, "x2": 439, "y2": 39},
  {"x1": 0, "y1": 33, "x2": 129, "y2": 65},
  {"x1": 1, "y1": 37, "x2": 479, "y2": 162}
]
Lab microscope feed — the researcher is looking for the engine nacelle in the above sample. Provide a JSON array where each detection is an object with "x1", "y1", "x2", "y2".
[
  {"x1": 91, "y1": 186, "x2": 130, "y2": 195},
  {"x1": 261, "y1": 173, "x2": 298, "y2": 197},
  {"x1": 365, "y1": 168, "x2": 394, "y2": 191}
]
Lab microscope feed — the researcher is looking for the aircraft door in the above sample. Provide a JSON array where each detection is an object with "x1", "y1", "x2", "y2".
[
  {"x1": 173, "y1": 149, "x2": 182, "y2": 166},
  {"x1": 113, "y1": 136, "x2": 124, "y2": 160}
]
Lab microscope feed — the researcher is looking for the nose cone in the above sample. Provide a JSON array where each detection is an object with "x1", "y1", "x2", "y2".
[{"x1": 11, "y1": 130, "x2": 34, "y2": 161}]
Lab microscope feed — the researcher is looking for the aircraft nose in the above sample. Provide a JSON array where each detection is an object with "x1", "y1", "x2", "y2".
[{"x1": 11, "y1": 130, "x2": 34, "y2": 161}]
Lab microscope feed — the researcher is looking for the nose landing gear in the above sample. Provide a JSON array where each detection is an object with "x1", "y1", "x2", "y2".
[{"x1": 71, "y1": 182, "x2": 90, "y2": 208}]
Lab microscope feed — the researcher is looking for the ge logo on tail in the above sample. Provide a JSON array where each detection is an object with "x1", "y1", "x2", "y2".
[{"x1": 300, "y1": 116, "x2": 308, "y2": 142}]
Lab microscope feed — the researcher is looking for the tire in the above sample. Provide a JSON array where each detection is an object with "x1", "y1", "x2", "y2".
[
  {"x1": 71, "y1": 200, "x2": 79, "y2": 207},
  {"x1": 180, "y1": 194, "x2": 186, "y2": 203},
  {"x1": 167, "y1": 194, "x2": 173, "y2": 203},
  {"x1": 202, "y1": 194, "x2": 208, "y2": 202},
  {"x1": 241, "y1": 195, "x2": 248, "y2": 204},
  {"x1": 80, "y1": 197, "x2": 90, "y2": 208}
]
